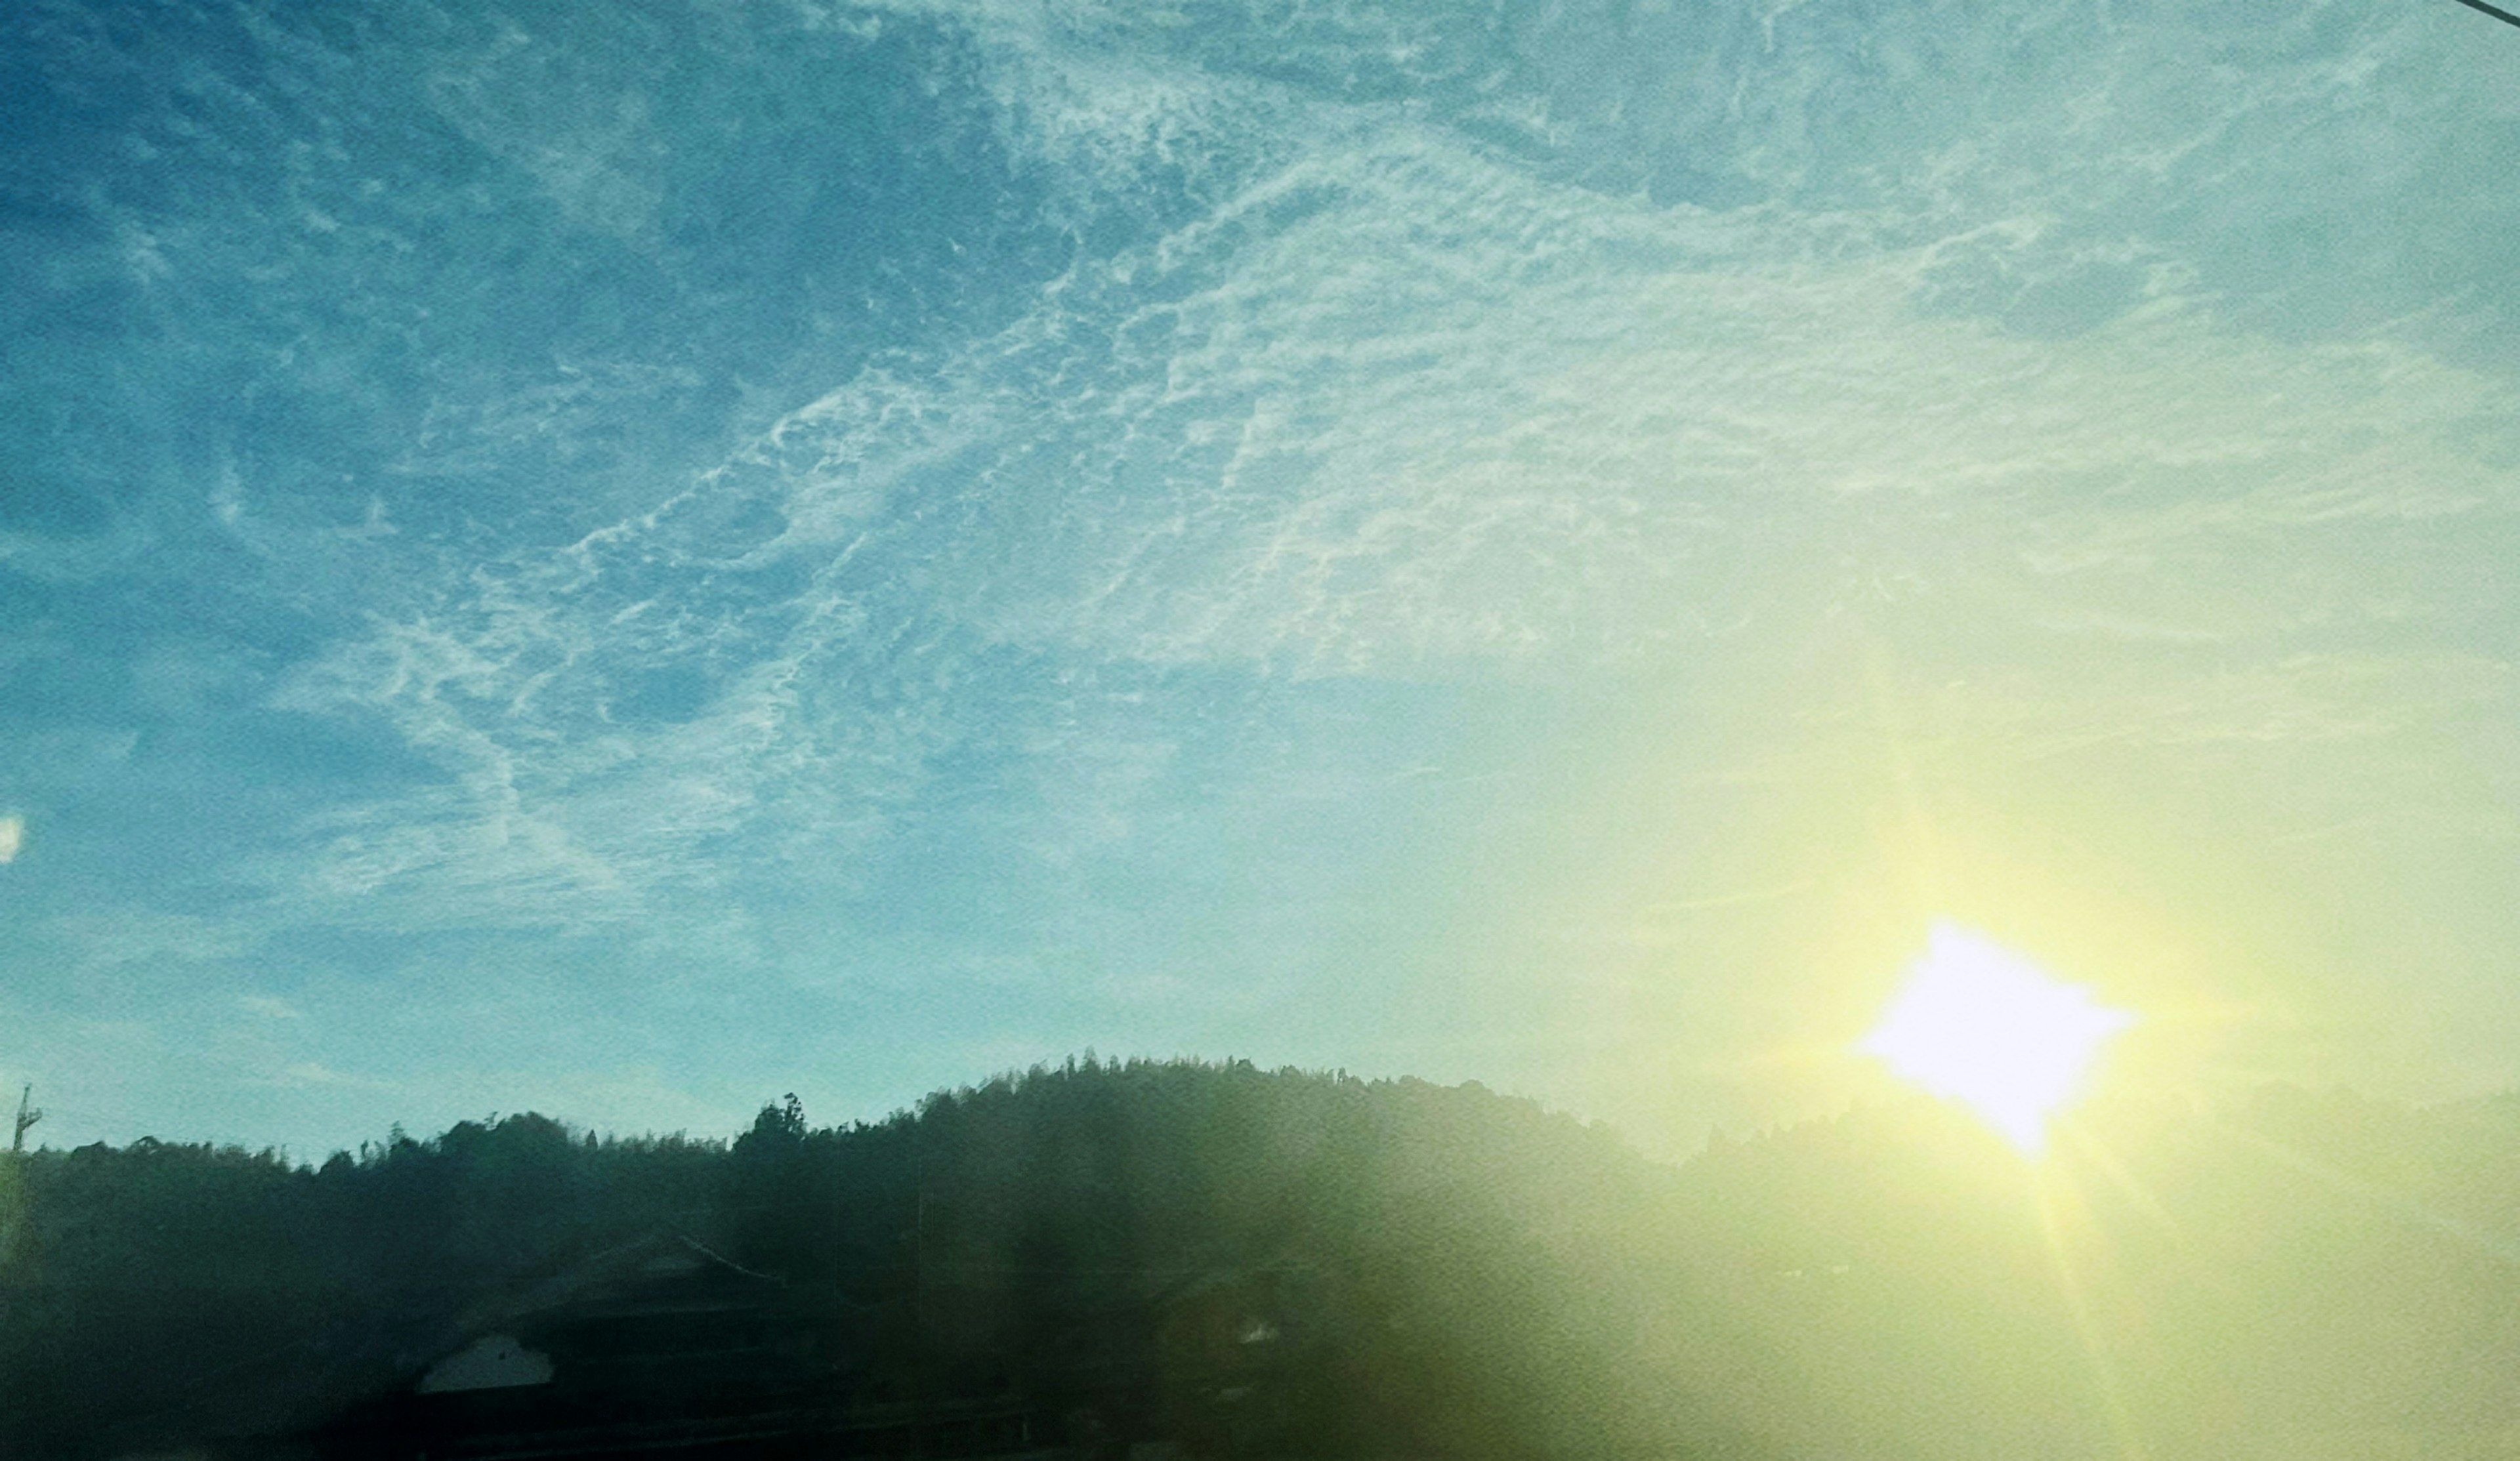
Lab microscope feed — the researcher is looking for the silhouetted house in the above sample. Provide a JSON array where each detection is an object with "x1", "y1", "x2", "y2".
[
  {"x1": 306, "y1": 1233, "x2": 812, "y2": 1458},
  {"x1": 267, "y1": 1234, "x2": 1361, "y2": 1461},
  {"x1": 1146, "y1": 1266, "x2": 1330, "y2": 1460},
  {"x1": 306, "y1": 1233, "x2": 1050, "y2": 1461}
]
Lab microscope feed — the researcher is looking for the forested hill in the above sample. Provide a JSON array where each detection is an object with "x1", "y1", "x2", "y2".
[
  {"x1": 10, "y1": 1065, "x2": 2520, "y2": 1460},
  {"x1": 0, "y1": 1061, "x2": 1758, "y2": 1461}
]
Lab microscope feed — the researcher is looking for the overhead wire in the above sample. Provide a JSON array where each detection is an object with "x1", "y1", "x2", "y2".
[{"x1": 2450, "y1": 0, "x2": 2520, "y2": 30}]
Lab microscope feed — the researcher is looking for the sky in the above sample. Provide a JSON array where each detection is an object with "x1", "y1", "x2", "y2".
[{"x1": 5, "y1": 0, "x2": 2520, "y2": 1159}]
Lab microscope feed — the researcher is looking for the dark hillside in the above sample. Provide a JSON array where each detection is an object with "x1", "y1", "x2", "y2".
[
  {"x1": 12, "y1": 1066, "x2": 2520, "y2": 1460},
  {"x1": 0, "y1": 1061, "x2": 1773, "y2": 1461},
  {"x1": 0, "y1": 1119, "x2": 726, "y2": 1457}
]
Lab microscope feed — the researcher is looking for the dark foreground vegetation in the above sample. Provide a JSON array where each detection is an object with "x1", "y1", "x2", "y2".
[{"x1": 7, "y1": 1061, "x2": 2520, "y2": 1460}]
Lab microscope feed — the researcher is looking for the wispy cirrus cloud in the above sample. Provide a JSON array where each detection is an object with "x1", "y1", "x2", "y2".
[{"x1": 253, "y1": 26, "x2": 2520, "y2": 980}]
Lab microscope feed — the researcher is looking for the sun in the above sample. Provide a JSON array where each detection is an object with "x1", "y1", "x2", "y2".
[{"x1": 1858, "y1": 924, "x2": 2135, "y2": 1155}]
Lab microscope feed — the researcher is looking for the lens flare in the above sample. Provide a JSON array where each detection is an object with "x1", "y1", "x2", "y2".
[{"x1": 1860, "y1": 924, "x2": 2134, "y2": 1155}]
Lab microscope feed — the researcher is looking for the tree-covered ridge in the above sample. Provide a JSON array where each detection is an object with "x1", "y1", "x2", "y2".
[
  {"x1": 9, "y1": 1065, "x2": 2520, "y2": 1460},
  {"x1": 1, "y1": 1113, "x2": 727, "y2": 1457},
  {"x1": 0, "y1": 1060, "x2": 1748, "y2": 1461}
]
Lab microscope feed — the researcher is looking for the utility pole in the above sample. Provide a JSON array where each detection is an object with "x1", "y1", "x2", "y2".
[
  {"x1": 10, "y1": 1084, "x2": 39, "y2": 1154},
  {"x1": 1, "y1": 1085, "x2": 26, "y2": 1273}
]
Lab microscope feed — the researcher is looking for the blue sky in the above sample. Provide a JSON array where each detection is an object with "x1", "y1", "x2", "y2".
[{"x1": 7, "y1": 0, "x2": 2520, "y2": 1157}]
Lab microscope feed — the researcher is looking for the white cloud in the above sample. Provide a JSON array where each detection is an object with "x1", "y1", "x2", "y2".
[
  {"x1": 49, "y1": 909, "x2": 259, "y2": 969},
  {"x1": 236, "y1": 0, "x2": 2520, "y2": 958}
]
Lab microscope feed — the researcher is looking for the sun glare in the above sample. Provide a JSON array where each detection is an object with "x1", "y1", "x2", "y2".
[{"x1": 1858, "y1": 924, "x2": 2135, "y2": 1155}]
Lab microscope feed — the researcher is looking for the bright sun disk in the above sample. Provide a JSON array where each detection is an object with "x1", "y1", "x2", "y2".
[{"x1": 1858, "y1": 924, "x2": 2134, "y2": 1155}]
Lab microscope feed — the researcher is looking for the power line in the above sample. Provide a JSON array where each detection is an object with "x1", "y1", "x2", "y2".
[{"x1": 2451, "y1": 0, "x2": 2520, "y2": 30}]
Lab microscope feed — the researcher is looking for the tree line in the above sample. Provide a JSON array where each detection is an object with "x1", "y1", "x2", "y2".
[{"x1": 7, "y1": 1061, "x2": 2520, "y2": 1460}]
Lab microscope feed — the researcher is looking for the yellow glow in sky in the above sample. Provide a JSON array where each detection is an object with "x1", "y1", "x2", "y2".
[{"x1": 1859, "y1": 924, "x2": 2134, "y2": 1155}]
